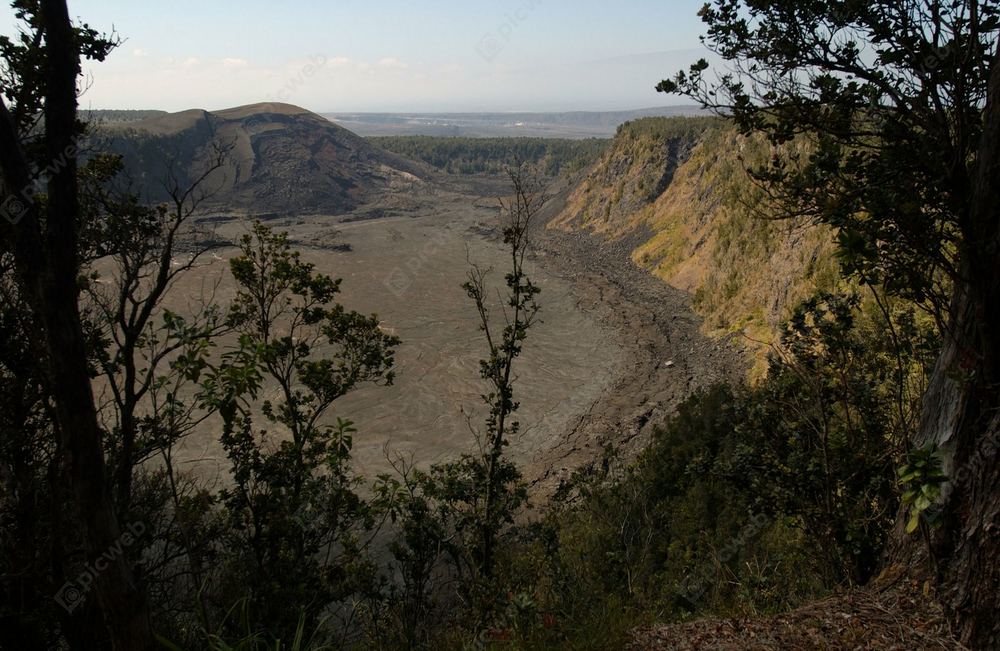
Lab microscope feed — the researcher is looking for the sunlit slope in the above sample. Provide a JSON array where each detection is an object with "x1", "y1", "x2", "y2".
[{"x1": 551, "y1": 117, "x2": 840, "y2": 359}]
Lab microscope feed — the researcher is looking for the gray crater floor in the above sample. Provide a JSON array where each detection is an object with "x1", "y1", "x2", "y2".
[
  {"x1": 151, "y1": 179, "x2": 741, "y2": 497},
  {"x1": 164, "y1": 193, "x2": 621, "y2": 487}
]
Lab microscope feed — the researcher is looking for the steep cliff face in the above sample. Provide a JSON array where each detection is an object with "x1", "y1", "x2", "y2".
[
  {"x1": 97, "y1": 103, "x2": 431, "y2": 216},
  {"x1": 551, "y1": 117, "x2": 840, "y2": 366}
]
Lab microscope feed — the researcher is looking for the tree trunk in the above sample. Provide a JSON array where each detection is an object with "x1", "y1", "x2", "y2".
[
  {"x1": 0, "y1": 2, "x2": 156, "y2": 649},
  {"x1": 886, "y1": 44, "x2": 1000, "y2": 650}
]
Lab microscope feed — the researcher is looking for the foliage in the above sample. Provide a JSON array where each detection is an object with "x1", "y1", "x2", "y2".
[
  {"x1": 79, "y1": 149, "x2": 228, "y2": 519},
  {"x1": 452, "y1": 163, "x2": 541, "y2": 580},
  {"x1": 85, "y1": 109, "x2": 168, "y2": 124},
  {"x1": 365, "y1": 465, "x2": 454, "y2": 651},
  {"x1": 726, "y1": 293, "x2": 908, "y2": 585},
  {"x1": 660, "y1": 7, "x2": 1000, "y2": 643},
  {"x1": 188, "y1": 220, "x2": 398, "y2": 642},
  {"x1": 613, "y1": 115, "x2": 721, "y2": 141},
  {"x1": 0, "y1": 2, "x2": 163, "y2": 647},
  {"x1": 364, "y1": 165, "x2": 540, "y2": 649},
  {"x1": 658, "y1": 0, "x2": 999, "y2": 328},
  {"x1": 548, "y1": 386, "x2": 816, "y2": 622},
  {"x1": 461, "y1": 290, "x2": 935, "y2": 650},
  {"x1": 368, "y1": 135, "x2": 609, "y2": 176},
  {"x1": 0, "y1": 247, "x2": 72, "y2": 649},
  {"x1": 898, "y1": 443, "x2": 948, "y2": 534},
  {"x1": 896, "y1": 441, "x2": 949, "y2": 580},
  {"x1": 157, "y1": 599, "x2": 334, "y2": 651},
  {"x1": 0, "y1": 0, "x2": 118, "y2": 138}
]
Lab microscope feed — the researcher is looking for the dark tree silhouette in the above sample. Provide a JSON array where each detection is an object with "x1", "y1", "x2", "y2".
[{"x1": 659, "y1": 1, "x2": 1000, "y2": 645}]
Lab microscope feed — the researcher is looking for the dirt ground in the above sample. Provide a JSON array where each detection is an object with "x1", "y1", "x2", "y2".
[
  {"x1": 151, "y1": 173, "x2": 743, "y2": 496},
  {"x1": 627, "y1": 579, "x2": 967, "y2": 651}
]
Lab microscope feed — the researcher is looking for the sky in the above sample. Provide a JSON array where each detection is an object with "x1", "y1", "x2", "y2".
[{"x1": 2, "y1": 0, "x2": 716, "y2": 113}]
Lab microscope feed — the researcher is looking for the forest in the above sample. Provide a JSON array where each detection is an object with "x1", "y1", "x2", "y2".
[{"x1": 366, "y1": 135, "x2": 609, "y2": 176}]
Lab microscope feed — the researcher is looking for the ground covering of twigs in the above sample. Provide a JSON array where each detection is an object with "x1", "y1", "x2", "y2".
[{"x1": 628, "y1": 581, "x2": 966, "y2": 651}]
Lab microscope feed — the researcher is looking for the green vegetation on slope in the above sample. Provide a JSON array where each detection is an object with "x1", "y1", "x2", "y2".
[
  {"x1": 367, "y1": 135, "x2": 610, "y2": 176},
  {"x1": 613, "y1": 115, "x2": 722, "y2": 140},
  {"x1": 552, "y1": 116, "x2": 841, "y2": 372},
  {"x1": 85, "y1": 108, "x2": 169, "y2": 124},
  {"x1": 516, "y1": 291, "x2": 936, "y2": 647}
]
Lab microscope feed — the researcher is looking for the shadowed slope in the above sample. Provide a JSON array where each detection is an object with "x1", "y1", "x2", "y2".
[{"x1": 99, "y1": 102, "x2": 431, "y2": 215}]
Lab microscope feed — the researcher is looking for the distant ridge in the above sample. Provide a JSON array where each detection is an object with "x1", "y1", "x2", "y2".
[{"x1": 95, "y1": 103, "x2": 430, "y2": 215}]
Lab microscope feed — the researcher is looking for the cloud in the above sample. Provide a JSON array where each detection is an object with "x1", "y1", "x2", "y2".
[
  {"x1": 377, "y1": 57, "x2": 408, "y2": 69},
  {"x1": 182, "y1": 57, "x2": 200, "y2": 68},
  {"x1": 222, "y1": 57, "x2": 248, "y2": 70},
  {"x1": 133, "y1": 49, "x2": 149, "y2": 58}
]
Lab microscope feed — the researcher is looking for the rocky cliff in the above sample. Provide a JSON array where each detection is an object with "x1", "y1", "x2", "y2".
[{"x1": 550, "y1": 116, "x2": 841, "y2": 369}]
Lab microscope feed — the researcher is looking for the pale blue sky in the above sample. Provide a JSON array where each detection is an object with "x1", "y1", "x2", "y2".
[{"x1": 2, "y1": 0, "x2": 714, "y2": 112}]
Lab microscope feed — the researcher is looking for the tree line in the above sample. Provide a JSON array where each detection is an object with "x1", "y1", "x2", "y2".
[{"x1": 367, "y1": 135, "x2": 609, "y2": 176}]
